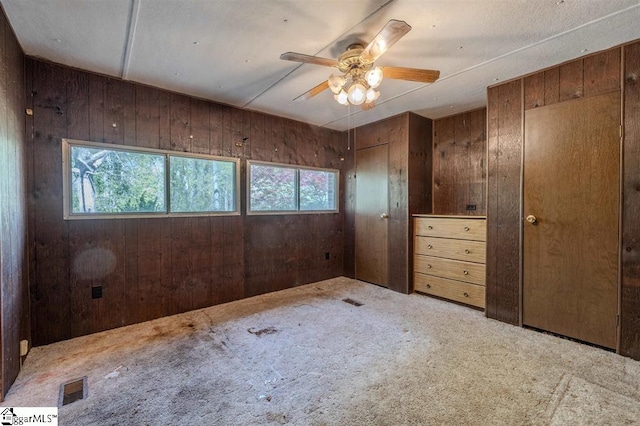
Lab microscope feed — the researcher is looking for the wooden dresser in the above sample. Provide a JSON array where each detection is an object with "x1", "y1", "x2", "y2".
[{"x1": 413, "y1": 215, "x2": 487, "y2": 309}]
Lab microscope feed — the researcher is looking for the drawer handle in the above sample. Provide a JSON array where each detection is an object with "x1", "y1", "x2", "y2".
[
  {"x1": 465, "y1": 249, "x2": 470, "y2": 254},
  {"x1": 427, "y1": 264, "x2": 432, "y2": 269},
  {"x1": 463, "y1": 292, "x2": 469, "y2": 297},
  {"x1": 463, "y1": 270, "x2": 469, "y2": 275},
  {"x1": 464, "y1": 226, "x2": 470, "y2": 231},
  {"x1": 426, "y1": 284, "x2": 431, "y2": 289},
  {"x1": 427, "y1": 244, "x2": 433, "y2": 249},
  {"x1": 428, "y1": 225, "x2": 433, "y2": 230}
]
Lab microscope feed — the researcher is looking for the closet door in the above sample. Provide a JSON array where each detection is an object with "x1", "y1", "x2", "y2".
[
  {"x1": 355, "y1": 144, "x2": 389, "y2": 287},
  {"x1": 523, "y1": 91, "x2": 620, "y2": 349}
]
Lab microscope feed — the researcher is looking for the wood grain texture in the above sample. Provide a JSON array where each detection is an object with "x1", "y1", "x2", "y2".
[
  {"x1": 352, "y1": 113, "x2": 432, "y2": 294},
  {"x1": 525, "y1": 50, "x2": 620, "y2": 111},
  {"x1": 523, "y1": 92, "x2": 620, "y2": 349},
  {"x1": 559, "y1": 60, "x2": 584, "y2": 103},
  {"x1": 486, "y1": 44, "x2": 640, "y2": 357},
  {"x1": 415, "y1": 236, "x2": 486, "y2": 263},
  {"x1": 355, "y1": 144, "x2": 389, "y2": 286},
  {"x1": 414, "y1": 216, "x2": 486, "y2": 241},
  {"x1": 343, "y1": 131, "x2": 356, "y2": 278},
  {"x1": 622, "y1": 41, "x2": 640, "y2": 359},
  {"x1": 486, "y1": 80, "x2": 522, "y2": 325},
  {"x1": 387, "y1": 114, "x2": 408, "y2": 293},
  {"x1": 0, "y1": 8, "x2": 28, "y2": 400},
  {"x1": 415, "y1": 255, "x2": 485, "y2": 286},
  {"x1": 26, "y1": 59, "x2": 346, "y2": 346},
  {"x1": 432, "y1": 109, "x2": 486, "y2": 215},
  {"x1": 407, "y1": 113, "x2": 433, "y2": 292},
  {"x1": 414, "y1": 273, "x2": 485, "y2": 308}
]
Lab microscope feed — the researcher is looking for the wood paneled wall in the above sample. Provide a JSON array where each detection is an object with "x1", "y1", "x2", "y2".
[
  {"x1": 487, "y1": 43, "x2": 640, "y2": 359},
  {"x1": 622, "y1": 43, "x2": 640, "y2": 359},
  {"x1": 348, "y1": 112, "x2": 432, "y2": 294},
  {"x1": 26, "y1": 59, "x2": 348, "y2": 346},
  {"x1": 0, "y1": 5, "x2": 29, "y2": 399},
  {"x1": 432, "y1": 108, "x2": 486, "y2": 215},
  {"x1": 486, "y1": 80, "x2": 522, "y2": 324}
]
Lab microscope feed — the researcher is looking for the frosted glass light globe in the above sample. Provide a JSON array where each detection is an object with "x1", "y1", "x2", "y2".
[
  {"x1": 335, "y1": 90, "x2": 349, "y2": 105},
  {"x1": 328, "y1": 74, "x2": 345, "y2": 94},
  {"x1": 365, "y1": 88, "x2": 380, "y2": 103},
  {"x1": 365, "y1": 67, "x2": 383, "y2": 89},
  {"x1": 347, "y1": 83, "x2": 367, "y2": 105}
]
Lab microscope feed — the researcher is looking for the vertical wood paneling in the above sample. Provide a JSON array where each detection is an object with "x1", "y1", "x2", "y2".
[
  {"x1": 433, "y1": 116, "x2": 455, "y2": 213},
  {"x1": 0, "y1": 8, "x2": 28, "y2": 400},
  {"x1": 584, "y1": 49, "x2": 620, "y2": 97},
  {"x1": 31, "y1": 61, "x2": 71, "y2": 344},
  {"x1": 486, "y1": 80, "x2": 522, "y2": 325},
  {"x1": 387, "y1": 114, "x2": 408, "y2": 293},
  {"x1": 526, "y1": 50, "x2": 620, "y2": 111},
  {"x1": 468, "y1": 108, "x2": 486, "y2": 214},
  {"x1": 190, "y1": 98, "x2": 210, "y2": 155},
  {"x1": 352, "y1": 113, "x2": 432, "y2": 293},
  {"x1": 432, "y1": 108, "x2": 486, "y2": 215},
  {"x1": 544, "y1": 68, "x2": 560, "y2": 105},
  {"x1": 524, "y1": 72, "x2": 545, "y2": 110},
  {"x1": 343, "y1": 131, "x2": 356, "y2": 278},
  {"x1": 26, "y1": 59, "x2": 346, "y2": 347},
  {"x1": 488, "y1": 46, "x2": 632, "y2": 355},
  {"x1": 136, "y1": 86, "x2": 161, "y2": 149},
  {"x1": 407, "y1": 113, "x2": 432, "y2": 291},
  {"x1": 104, "y1": 79, "x2": 125, "y2": 145},
  {"x1": 559, "y1": 59, "x2": 584, "y2": 103},
  {"x1": 622, "y1": 41, "x2": 640, "y2": 359}
]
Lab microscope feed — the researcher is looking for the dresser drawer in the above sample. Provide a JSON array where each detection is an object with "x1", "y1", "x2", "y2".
[
  {"x1": 415, "y1": 217, "x2": 486, "y2": 241},
  {"x1": 414, "y1": 273, "x2": 485, "y2": 308},
  {"x1": 415, "y1": 236, "x2": 486, "y2": 263},
  {"x1": 414, "y1": 255, "x2": 486, "y2": 285}
]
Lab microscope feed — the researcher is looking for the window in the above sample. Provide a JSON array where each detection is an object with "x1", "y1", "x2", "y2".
[
  {"x1": 169, "y1": 155, "x2": 237, "y2": 213},
  {"x1": 248, "y1": 161, "x2": 339, "y2": 214},
  {"x1": 62, "y1": 139, "x2": 240, "y2": 219}
]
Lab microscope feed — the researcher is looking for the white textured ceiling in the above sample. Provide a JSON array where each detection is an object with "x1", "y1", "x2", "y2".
[{"x1": 3, "y1": 0, "x2": 640, "y2": 131}]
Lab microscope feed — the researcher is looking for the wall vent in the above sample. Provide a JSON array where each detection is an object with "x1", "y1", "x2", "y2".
[{"x1": 59, "y1": 377, "x2": 87, "y2": 407}]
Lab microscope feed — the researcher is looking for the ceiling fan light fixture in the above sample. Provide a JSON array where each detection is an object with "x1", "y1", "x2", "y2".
[
  {"x1": 365, "y1": 67, "x2": 383, "y2": 88},
  {"x1": 335, "y1": 90, "x2": 349, "y2": 105},
  {"x1": 347, "y1": 83, "x2": 367, "y2": 105},
  {"x1": 328, "y1": 74, "x2": 345, "y2": 94},
  {"x1": 365, "y1": 87, "x2": 380, "y2": 103}
]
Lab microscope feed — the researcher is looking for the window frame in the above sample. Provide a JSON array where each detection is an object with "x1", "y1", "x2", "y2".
[
  {"x1": 246, "y1": 160, "x2": 339, "y2": 215},
  {"x1": 62, "y1": 138, "x2": 241, "y2": 220}
]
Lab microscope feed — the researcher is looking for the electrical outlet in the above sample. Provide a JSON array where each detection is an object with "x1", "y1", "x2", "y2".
[
  {"x1": 20, "y1": 340, "x2": 28, "y2": 356},
  {"x1": 466, "y1": 204, "x2": 477, "y2": 211}
]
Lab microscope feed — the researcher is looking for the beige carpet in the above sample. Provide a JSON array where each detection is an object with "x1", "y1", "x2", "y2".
[{"x1": 2, "y1": 277, "x2": 640, "y2": 425}]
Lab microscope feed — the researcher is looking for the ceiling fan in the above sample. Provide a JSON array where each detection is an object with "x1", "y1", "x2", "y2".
[{"x1": 280, "y1": 19, "x2": 440, "y2": 110}]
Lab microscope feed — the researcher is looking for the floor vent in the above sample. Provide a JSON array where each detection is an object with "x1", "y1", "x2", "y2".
[
  {"x1": 59, "y1": 377, "x2": 87, "y2": 407},
  {"x1": 342, "y1": 298, "x2": 363, "y2": 307}
]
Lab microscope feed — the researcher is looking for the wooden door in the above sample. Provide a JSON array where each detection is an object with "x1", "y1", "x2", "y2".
[
  {"x1": 355, "y1": 144, "x2": 389, "y2": 286},
  {"x1": 523, "y1": 91, "x2": 620, "y2": 349}
]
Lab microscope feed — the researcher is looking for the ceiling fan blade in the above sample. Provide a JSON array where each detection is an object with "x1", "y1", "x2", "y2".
[
  {"x1": 280, "y1": 52, "x2": 339, "y2": 67},
  {"x1": 380, "y1": 66, "x2": 440, "y2": 83},
  {"x1": 294, "y1": 81, "x2": 330, "y2": 102},
  {"x1": 360, "y1": 20, "x2": 412, "y2": 63}
]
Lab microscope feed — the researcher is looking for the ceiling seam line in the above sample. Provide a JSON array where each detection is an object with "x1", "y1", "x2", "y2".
[
  {"x1": 241, "y1": 0, "x2": 398, "y2": 109},
  {"x1": 121, "y1": 0, "x2": 141, "y2": 80},
  {"x1": 320, "y1": 2, "x2": 640, "y2": 128}
]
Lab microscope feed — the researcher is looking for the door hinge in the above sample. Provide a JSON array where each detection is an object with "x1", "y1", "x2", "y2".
[
  {"x1": 620, "y1": 125, "x2": 623, "y2": 139},
  {"x1": 617, "y1": 314, "x2": 620, "y2": 327}
]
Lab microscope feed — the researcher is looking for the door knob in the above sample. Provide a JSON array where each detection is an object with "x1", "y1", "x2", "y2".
[
  {"x1": 381, "y1": 213, "x2": 389, "y2": 219},
  {"x1": 526, "y1": 215, "x2": 537, "y2": 224}
]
